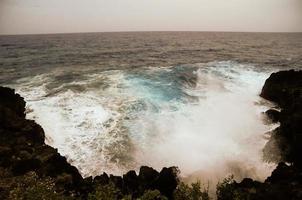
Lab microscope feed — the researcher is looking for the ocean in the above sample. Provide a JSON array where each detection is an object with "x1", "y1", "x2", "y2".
[{"x1": 0, "y1": 32, "x2": 301, "y2": 185}]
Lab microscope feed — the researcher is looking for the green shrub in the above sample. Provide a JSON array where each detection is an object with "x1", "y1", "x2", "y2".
[
  {"x1": 139, "y1": 190, "x2": 168, "y2": 200},
  {"x1": 88, "y1": 183, "x2": 121, "y2": 200},
  {"x1": 174, "y1": 181, "x2": 210, "y2": 200},
  {"x1": 216, "y1": 175, "x2": 247, "y2": 200},
  {"x1": 6, "y1": 172, "x2": 72, "y2": 200}
]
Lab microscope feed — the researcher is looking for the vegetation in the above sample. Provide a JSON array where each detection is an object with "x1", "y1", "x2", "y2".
[
  {"x1": 174, "y1": 181, "x2": 210, "y2": 200},
  {"x1": 0, "y1": 171, "x2": 72, "y2": 200},
  {"x1": 216, "y1": 175, "x2": 238, "y2": 200},
  {"x1": 88, "y1": 183, "x2": 122, "y2": 200}
]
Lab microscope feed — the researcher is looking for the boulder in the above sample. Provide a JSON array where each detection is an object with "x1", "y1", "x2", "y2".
[
  {"x1": 0, "y1": 87, "x2": 26, "y2": 118},
  {"x1": 260, "y1": 70, "x2": 302, "y2": 106},
  {"x1": 0, "y1": 86, "x2": 180, "y2": 199},
  {"x1": 94, "y1": 172, "x2": 110, "y2": 185},
  {"x1": 123, "y1": 170, "x2": 139, "y2": 195},
  {"x1": 138, "y1": 166, "x2": 159, "y2": 190},
  {"x1": 154, "y1": 167, "x2": 179, "y2": 199},
  {"x1": 219, "y1": 70, "x2": 302, "y2": 200},
  {"x1": 261, "y1": 70, "x2": 302, "y2": 168}
]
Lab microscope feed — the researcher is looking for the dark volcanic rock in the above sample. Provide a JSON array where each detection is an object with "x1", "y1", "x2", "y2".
[
  {"x1": 0, "y1": 86, "x2": 85, "y2": 195},
  {"x1": 260, "y1": 70, "x2": 302, "y2": 106},
  {"x1": 139, "y1": 166, "x2": 160, "y2": 190},
  {"x1": 218, "y1": 70, "x2": 302, "y2": 200},
  {"x1": 93, "y1": 172, "x2": 110, "y2": 185},
  {"x1": 123, "y1": 170, "x2": 139, "y2": 195},
  {"x1": 218, "y1": 163, "x2": 302, "y2": 200},
  {"x1": 0, "y1": 86, "x2": 179, "y2": 199},
  {"x1": 261, "y1": 70, "x2": 302, "y2": 167},
  {"x1": 2, "y1": 69, "x2": 300, "y2": 199},
  {"x1": 154, "y1": 167, "x2": 179, "y2": 199},
  {"x1": 109, "y1": 175, "x2": 123, "y2": 189},
  {"x1": 265, "y1": 109, "x2": 280, "y2": 123},
  {"x1": 265, "y1": 162, "x2": 297, "y2": 183},
  {"x1": 0, "y1": 87, "x2": 26, "y2": 118}
]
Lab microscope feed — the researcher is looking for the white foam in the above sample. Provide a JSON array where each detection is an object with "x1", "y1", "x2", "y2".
[
  {"x1": 124, "y1": 62, "x2": 276, "y2": 184},
  {"x1": 12, "y1": 61, "x2": 276, "y2": 184}
]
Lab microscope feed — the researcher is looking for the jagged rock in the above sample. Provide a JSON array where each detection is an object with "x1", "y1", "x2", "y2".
[
  {"x1": 0, "y1": 86, "x2": 180, "y2": 199},
  {"x1": 218, "y1": 70, "x2": 302, "y2": 200},
  {"x1": 77, "y1": 176, "x2": 94, "y2": 197},
  {"x1": 94, "y1": 172, "x2": 110, "y2": 185},
  {"x1": 260, "y1": 70, "x2": 302, "y2": 106},
  {"x1": 123, "y1": 170, "x2": 139, "y2": 195},
  {"x1": 38, "y1": 152, "x2": 83, "y2": 183},
  {"x1": 265, "y1": 162, "x2": 299, "y2": 184},
  {"x1": 0, "y1": 86, "x2": 84, "y2": 196},
  {"x1": 109, "y1": 175, "x2": 123, "y2": 189},
  {"x1": 265, "y1": 109, "x2": 280, "y2": 123},
  {"x1": 154, "y1": 167, "x2": 179, "y2": 199},
  {"x1": 0, "y1": 87, "x2": 25, "y2": 118},
  {"x1": 139, "y1": 166, "x2": 159, "y2": 190},
  {"x1": 1, "y1": 69, "x2": 301, "y2": 200},
  {"x1": 261, "y1": 70, "x2": 302, "y2": 168}
]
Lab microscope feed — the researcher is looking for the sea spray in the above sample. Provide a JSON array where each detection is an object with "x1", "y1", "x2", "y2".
[{"x1": 12, "y1": 61, "x2": 276, "y2": 186}]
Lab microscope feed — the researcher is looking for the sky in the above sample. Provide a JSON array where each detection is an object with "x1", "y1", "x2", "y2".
[{"x1": 0, "y1": 0, "x2": 302, "y2": 35}]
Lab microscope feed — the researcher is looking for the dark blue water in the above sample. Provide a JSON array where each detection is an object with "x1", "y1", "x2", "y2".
[{"x1": 1, "y1": 32, "x2": 301, "y2": 84}]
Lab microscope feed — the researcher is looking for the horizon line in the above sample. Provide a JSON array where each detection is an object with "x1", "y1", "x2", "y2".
[{"x1": 1, "y1": 30, "x2": 302, "y2": 37}]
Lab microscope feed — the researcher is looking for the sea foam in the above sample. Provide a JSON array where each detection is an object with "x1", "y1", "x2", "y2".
[{"x1": 12, "y1": 61, "x2": 276, "y2": 187}]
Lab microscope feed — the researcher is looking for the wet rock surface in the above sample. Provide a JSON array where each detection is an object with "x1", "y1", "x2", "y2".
[
  {"x1": 218, "y1": 70, "x2": 302, "y2": 200},
  {"x1": 261, "y1": 70, "x2": 302, "y2": 167},
  {"x1": 1, "y1": 69, "x2": 301, "y2": 199},
  {"x1": 0, "y1": 86, "x2": 178, "y2": 199}
]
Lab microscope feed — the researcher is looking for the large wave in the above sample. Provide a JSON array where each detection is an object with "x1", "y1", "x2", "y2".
[{"x1": 12, "y1": 61, "x2": 276, "y2": 187}]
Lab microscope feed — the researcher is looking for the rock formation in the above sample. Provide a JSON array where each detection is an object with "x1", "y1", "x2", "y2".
[
  {"x1": 218, "y1": 70, "x2": 302, "y2": 200},
  {"x1": 1, "y1": 69, "x2": 301, "y2": 199},
  {"x1": 0, "y1": 86, "x2": 178, "y2": 199}
]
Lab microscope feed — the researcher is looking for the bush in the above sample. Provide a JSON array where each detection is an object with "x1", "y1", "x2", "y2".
[
  {"x1": 216, "y1": 175, "x2": 245, "y2": 200},
  {"x1": 4, "y1": 171, "x2": 72, "y2": 200},
  {"x1": 174, "y1": 181, "x2": 210, "y2": 200},
  {"x1": 88, "y1": 182, "x2": 121, "y2": 200},
  {"x1": 138, "y1": 190, "x2": 168, "y2": 200}
]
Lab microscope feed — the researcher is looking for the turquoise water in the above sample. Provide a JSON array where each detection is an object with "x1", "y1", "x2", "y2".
[{"x1": 1, "y1": 32, "x2": 299, "y2": 188}]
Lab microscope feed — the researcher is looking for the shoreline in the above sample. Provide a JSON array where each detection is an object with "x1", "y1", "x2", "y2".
[{"x1": 0, "y1": 69, "x2": 301, "y2": 199}]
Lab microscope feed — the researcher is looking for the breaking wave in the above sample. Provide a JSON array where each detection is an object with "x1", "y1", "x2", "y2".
[{"x1": 12, "y1": 61, "x2": 276, "y2": 186}]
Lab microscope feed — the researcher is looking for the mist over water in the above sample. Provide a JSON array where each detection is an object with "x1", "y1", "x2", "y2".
[{"x1": 9, "y1": 61, "x2": 276, "y2": 188}]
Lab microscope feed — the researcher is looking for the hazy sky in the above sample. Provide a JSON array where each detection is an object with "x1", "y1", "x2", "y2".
[{"x1": 0, "y1": 0, "x2": 301, "y2": 35}]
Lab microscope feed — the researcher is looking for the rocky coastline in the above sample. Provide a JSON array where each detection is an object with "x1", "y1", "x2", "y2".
[
  {"x1": 0, "y1": 70, "x2": 301, "y2": 199},
  {"x1": 0, "y1": 86, "x2": 179, "y2": 199},
  {"x1": 217, "y1": 70, "x2": 302, "y2": 200}
]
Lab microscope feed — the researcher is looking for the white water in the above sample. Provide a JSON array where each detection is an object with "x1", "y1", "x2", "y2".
[{"x1": 12, "y1": 61, "x2": 276, "y2": 186}]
